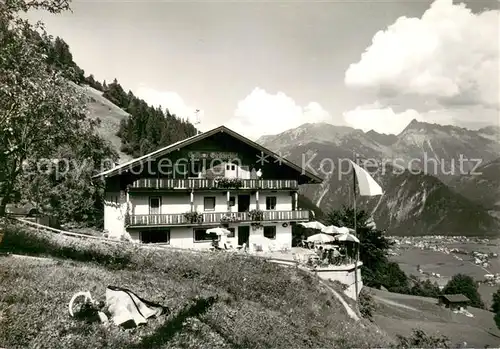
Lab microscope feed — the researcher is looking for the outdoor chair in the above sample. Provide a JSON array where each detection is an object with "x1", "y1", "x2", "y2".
[
  {"x1": 280, "y1": 244, "x2": 290, "y2": 253},
  {"x1": 224, "y1": 243, "x2": 238, "y2": 253}
]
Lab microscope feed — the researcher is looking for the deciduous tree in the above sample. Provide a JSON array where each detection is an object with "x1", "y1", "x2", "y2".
[
  {"x1": 442, "y1": 274, "x2": 484, "y2": 309},
  {"x1": 0, "y1": 0, "x2": 116, "y2": 220}
]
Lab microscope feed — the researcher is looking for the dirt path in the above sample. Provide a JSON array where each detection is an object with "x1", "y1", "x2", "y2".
[
  {"x1": 372, "y1": 295, "x2": 421, "y2": 312},
  {"x1": 295, "y1": 265, "x2": 360, "y2": 322}
]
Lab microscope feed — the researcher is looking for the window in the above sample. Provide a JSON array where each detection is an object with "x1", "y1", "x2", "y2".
[
  {"x1": 227, "y1": 227, "x2": 235, "y2": 238},
  {"x1": 149, "y1": 197, "x2": 161, "y2": 214},
  {"x1": 204, "y1": 196, "x2": 216, "y2": 211},
  {"x1": 263, "y1": 226, "x2": 276, "y2": 239},
  {"x1": 194, "y1": 228, "x2": 217, "y2": 242},
  {"x1": 174, "y1": 163, "x2": 187, "y2": 179},
  {"x1": 266, "y1": 196, "x2": 277, "y2": 210},
  {"x1": 229, "y1": 196, "x2": 236, "y2": 207},
  {"x1": 189, "y1": 161, "x2": 203, "y2": 178},
  {"x1": 141, "y1": 230, "x2": 170, "y2": 244}
]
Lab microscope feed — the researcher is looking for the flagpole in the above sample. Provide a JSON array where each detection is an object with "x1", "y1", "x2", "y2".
[{"x1": 352, "y1": 151, "x2": 359, "y2": 303}]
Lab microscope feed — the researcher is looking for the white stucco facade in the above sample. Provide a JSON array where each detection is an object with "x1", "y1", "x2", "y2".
[
  {"x1": 97, "y1": 125, "x2": 322, "y2": 249},
  {"x1": 127, "y1": 222, "x2": 292, "y2": 250},
  {"x1": 130, "y1": 190, "x2": 292, "y2": 216},
  {"x1": 103, "y1": 190, "x2": 128, "y2": 239},
  {"x1": 104, "y1": 189, "x2": 296, "y2": 249}
]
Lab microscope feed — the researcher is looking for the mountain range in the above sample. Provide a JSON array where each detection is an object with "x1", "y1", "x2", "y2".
[{"x1": 257, "y1": 121, "x2": 500, "y2": 237}]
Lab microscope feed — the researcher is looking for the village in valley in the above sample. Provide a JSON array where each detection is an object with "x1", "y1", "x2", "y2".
[{"x1": 391, "y1": 236, "x2": 500, "y2": 284}]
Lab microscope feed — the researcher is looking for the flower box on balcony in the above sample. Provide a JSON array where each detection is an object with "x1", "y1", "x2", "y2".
[
  {"x1": 215, "y1": 177, "x2": 243, "y2": 189},
  {"x1": 248, "y1": 209, "x2": 263, "y2": 221},
  {"x1": 220, "y1": 214, "x2": 238, "y2": 223},
  {"x1": 184, "y1": 211, "x2": 203, "y2": 224}
]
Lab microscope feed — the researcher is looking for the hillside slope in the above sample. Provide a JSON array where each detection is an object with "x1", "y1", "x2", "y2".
[
  {"x1": 82, "y1": 85, "x2": 133, "y2": 164},
  {"x1": 368, "y1": 287, "x2": 500, "y2": 348},
  {"x1": 0, "y1": 225, "x2": 391, "y2": 349},
  {"x1": 449, "y1": 157, "x2": 500, "y2": 212}
]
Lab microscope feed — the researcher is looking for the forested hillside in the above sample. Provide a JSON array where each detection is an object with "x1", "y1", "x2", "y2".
[
  {"x1": 0, "y1": 4, "x2": 195, "y2": 225},
  {"x1": 46, "y1": 37, "x2": 198, "y2": 158},
  {"x1": 86, "y1": 77, "x2": 198, "y2": 158}
]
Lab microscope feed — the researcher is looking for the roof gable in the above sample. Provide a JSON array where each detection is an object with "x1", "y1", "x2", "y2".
[
  {"x1": 93, "y1": 125, "x2": 323, "y2": 183},
  {"x1": 441, "y1": 294, "x2": 470, "y2": 303}
]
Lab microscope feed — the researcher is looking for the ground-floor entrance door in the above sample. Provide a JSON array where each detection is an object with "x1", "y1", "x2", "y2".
[
  {"x1": 238, "y1": 195, "x2": 250, "y2": 212},
  {"x1": 238, "y1": 226, "x2": 250, "y2": 246}
]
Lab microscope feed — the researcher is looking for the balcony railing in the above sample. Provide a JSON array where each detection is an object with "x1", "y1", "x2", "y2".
[
  {"x1": 128, "y1": 210, "x2": 309, "y2": 227},
  {"x1": 129, "y1": 178, "x2": 298, "y2": 191}
]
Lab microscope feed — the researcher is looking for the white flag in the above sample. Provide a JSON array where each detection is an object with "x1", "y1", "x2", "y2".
[{"x1": 349, "y1": 160, "x2": 383, "y2": 196}]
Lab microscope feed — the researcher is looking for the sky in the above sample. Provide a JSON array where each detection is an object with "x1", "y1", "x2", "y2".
[{"x1": 27, "y1": 0, "x2": 499, "y2": 140}]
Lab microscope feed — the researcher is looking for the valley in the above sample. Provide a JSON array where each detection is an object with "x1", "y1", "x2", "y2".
[{"x1": 389, "y1": 236, "x2": 500, "y2": 309}]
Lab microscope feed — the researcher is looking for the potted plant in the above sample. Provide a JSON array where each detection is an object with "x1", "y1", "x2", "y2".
[
  {"x1": 251, "y1": 222, "x2": 263, "y2": 230},
  {"x1": 184, "y1": 211, "x2": 203, "y2": 224},
  {"x1": 248, "y1": 209, "x2": 264, "y2": 221}
]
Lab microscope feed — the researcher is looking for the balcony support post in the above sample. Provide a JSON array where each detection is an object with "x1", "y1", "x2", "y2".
[
  {"x1": 125, "y1": 187, "x2": 131, "y2": 226},
  {"x1": 190, "y1": 190, "x2": 194, "y2": 212},
  {"x1": 255, "y1": 190, "x2": 259, "y2": 210},
  {"x1": 294, "y1": 191, "x2": 298, "y2": 211},
  {"x1": 226, "y1": 191, "x2": 230, "y2": 211}
]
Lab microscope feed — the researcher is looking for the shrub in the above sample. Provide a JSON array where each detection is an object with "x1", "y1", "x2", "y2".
[
  {"x1": 495, "y1": 311, "x2": 500, "y2": 330},
  {"x1": 393, "y1": 329, "x2": 451, "y2": 348},
  {"x1": 410, "y1": 279, "x2": 442, "y2": 298},
  {"x1": 358, "y1": 289, "x2": 376, "y2": 321},
  {"x1": 0, "y1": 225, "x2": 135, "y2": 269},
  {"x1": 491, "y1": 287, "x2": 500, "y2": 313}
]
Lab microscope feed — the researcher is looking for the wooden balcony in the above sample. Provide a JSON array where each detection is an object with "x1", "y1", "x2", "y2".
[
  {"x1": 129, "y1": 178, "x2": 298, "y2": 191},
  {"x1": 128, "y1": 210, "x2": 309, "y2": 227}
]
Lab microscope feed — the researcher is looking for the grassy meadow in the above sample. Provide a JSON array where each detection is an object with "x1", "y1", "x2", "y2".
[
  {"x1": 368, "y1": 287, "x2": 500, "y2": 348},
  {"x1": 0, "y1": 224, "x2": 391, "y2": 349}
]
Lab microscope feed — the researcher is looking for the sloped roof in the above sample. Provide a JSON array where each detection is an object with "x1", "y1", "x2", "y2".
[
  {"x1": 93, "y1": 125, "x2": 323, "y2": 183},
  {"x1": 440, "y1": 294, "x2": 470, "y2": 303}
]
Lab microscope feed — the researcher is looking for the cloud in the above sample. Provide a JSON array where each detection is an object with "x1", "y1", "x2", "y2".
[
  {"x1": 135, "y1": 85, "x2": 200, "y2": 121},
  {"x1": 343, "y1": 102, "x2": 422, "y2": 134},
  {"x1": 345, "y1": 0, "x2": 499, "y2": 108},
  {"x1": 226, "y1": 87, "x2": 331, "y2": 140},
  {"x1": 343, "y1": 102, "x2": 498, "y2": 134}
]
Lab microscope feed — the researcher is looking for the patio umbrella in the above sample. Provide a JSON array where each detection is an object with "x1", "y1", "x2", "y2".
[
  {"x1": 321, "y1": 225, "x2": 355, "y2": 235},
  {"x1": 299, "y1": 221, "x2": 326, "y2": 230},
  {"x1": 334, "y1": 233, "x2": 360, "y2": 244},
  {"x1": 306, "y1": 233, "x2": 335, "y2": 243},
  {"x1": 206, "y1": 227, "x2": 231, "y2": 236}
]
